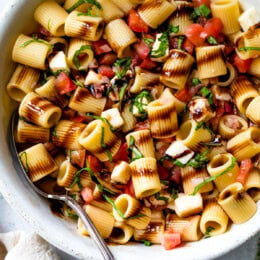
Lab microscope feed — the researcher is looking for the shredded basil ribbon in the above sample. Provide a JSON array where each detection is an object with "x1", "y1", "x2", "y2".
[
  {"x1": 118, "y1": 83, "x2": 128, "y2": 111},
  {"x1": 191, "y1": 156, "x2": 237, "y2": 195},
  {"x1": 73, "y1": 45, "x2": 92, "y2": 69},
  {"x1": 100, "y1": 126, "x2": 113, "y2": 162},
  {"x1": 154, "y1": 192, "x2": 169, "y2": 203},
  {"x1": 19, "y1": 151, "x2": 29, "y2": 173},
  {"x1": 195, "y1": 122, "x2": 214, "y2": 137},
  {"x1": 128, "y1": 136, "x2": 144, "y2": 162},
  {"x1": 113, "y1": 57, "x2": 132, "y2": 79},
  {"x1": 66, "y1": 0, "x2": 102, "y2": 13},
  {"x1": 86, "y1": 113, "x2": 116, "y2": 132},
  {"x1": 20, "y1": 35, "x2": 54, "y2": 50},
  {"x1": 207, "y1": 36, "x2": 218, "y2": 45},
  {"x1": 239, "y1": 47, "x2": 260, "y2": 52}
]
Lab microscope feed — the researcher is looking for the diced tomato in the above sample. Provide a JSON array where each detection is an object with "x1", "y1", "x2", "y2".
[
  {"x1": 131, "y1": 53, "x2": 142, "y2": 67},
  {"x1": 39, "y1": 26, "x2": 52, "y2": 37},
  {"x1": 193, "y1": 0, "x2": 210, "y2": 7},
  {"x1": 72, "y1": 115, "x2": 86, "y2": 123},
  {"x1": 224, "y1": 45, "x2": 235, "y2": 56},
  {"x1": 161, "y1": 231, "x2": 181, "y2": 250},
  {"x1": 113, "y1": 143, "x2": 129, "y2": 162},
  {"x1": 99, "y1": 53, "x2": 117, "y2": 65},
  {"x1": 81, "y1": 187, "x2": 94, "y2": 204},
  {"x1": 210, "y1": 102, "x2": 225, "y2": 130},
  {"x1": 87, "y1": 155, "x2": 102, "y2": 172},
  {"x1": 204, "y1": 18, "x2": 224, "y2": 38},
  {"x1": 185, "y1": 24, "x2": 208, "y2": 46},
  {"x1": 236, "y1": 159, "x2": 253, "y2": 185},
  {"x1": 128, "y1": 9, "x2": 149, "y2": 33},
  {"x1": 140, "y1": 58, "x2": 157, "y2": 69},
  {"x1": 70, "y1": 150, "x2": 86, "y2": 168},
  {"x1": 233, "y1": 54, "x2": 252, "y2": 73},
  {"x1": 62, "y1": 108, "x2": 76, "y2": 120},
  {"x1": 92, "y1": 39, "x2": 112, "y2": 55},
  {"x1": 224, "y1": 102, "x2": 233, "y2": 114},
  {"x1": 54, "y1": 72, "x2": 77, "y2": 95},
  {"x1": 158, "y1": 164, "x2": 170, "y2": 180},
  {"x1": 182, "y1": 39, "x2": 194, "y2": 55},
  {"x1": 134, "y1": 40, "x2": 150, "y2": 59},
  {"x1": 175, "y1": 88, "x2": 192, "y2": 103},
  {"x1": 124, "y1": 179, "x2": 135, "y2": 197},
  {"x1": 98, "y1": 65, "x2": 115, "y2": 78},
  {"x1": 170, "y1": 166, "x2": 182, "y2": 185},
  {"x1": 134, "y1": 120, "x2": 150, "y2": 131}
]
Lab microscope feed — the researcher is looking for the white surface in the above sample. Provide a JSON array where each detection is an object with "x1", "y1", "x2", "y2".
[{"x1": 0, "y1": 0, "x2": 259, "y2": 260}]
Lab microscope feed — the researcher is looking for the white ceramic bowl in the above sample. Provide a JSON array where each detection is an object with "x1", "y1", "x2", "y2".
[{"x1": 0, "y1": 1, "x2": 259, "y2": 259}]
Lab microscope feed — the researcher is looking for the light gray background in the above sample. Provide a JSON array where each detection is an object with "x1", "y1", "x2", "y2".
[{"x1": 0, "y1": 1, "x2": 259, "y2": 259}]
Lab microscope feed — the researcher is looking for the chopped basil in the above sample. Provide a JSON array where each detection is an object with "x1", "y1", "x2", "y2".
[
  {"x1": 101, "y1": 126, "x2": 113, "y2": 162},
  {"x1": 47, "y1": 19, "x2": 51, "y2": 31},
  {"x1": 66, "y1": 0, "x2": 102, "y2": 12},
  {"x1": 151, "y1": 32, "x2": 169, "y2": 58},
  {"x1": 187, "y1": 150, "x2": 209, "y2": 168},
  {"x1": 191, "y1": 4, "x2": 211, "y2": 20},
  {"x1": 154, "y1": 192, "x2": 169, "y2": 203},
  {"x1": 73, "y1": 45, "x2": 92, "y2": 69},
  {"x1": 207, "y1": 36, "x2": 218, "y2": 45},
  {"x1": 239, "y1": 46, "x2": 260, "y2": 52},
  {"x1": 118, "y1": 83, "x2": 128, "y2": 111},
  {"x1": 195, "y1": 122, "x2": 214, "y2": 137},
  {"x1": 51, "y1": 129, "x2": 58, "y2": 137},
  {"x1": 192, "y1": 77, "x2": 201, "y2": 86},
  {"x1": 177, "y1": 36, "x2": 185, "y2": 49},
  {"x1": 142, "y1": 240, "x2": 152, "y2": 246},
  {"x1": 69, "y1": 168, "x2": 87, "y2": 189},
  {"x1": 204, "y1": 226, "x2": 215, "y2": 238},
  {"x1": 19, "y1": 151, "x2": 29, "y2": 173},
  {"x1": 173, "y1": 160, "x2": 186, "y2": 167},
  {"x1": 191, "y1": 156, "x2": 237, "y2": 195},
  {"x1": 168, "y1": 25, "x2": 179, "y2": 34},
  {"x1": 67, "y1": 209, "x2": 78, "y2": 220},
  {"x1": 19, "y1": 116, "x2": 25, "y2": 121},
  {"x1": 73, "y1": 80, "x2": 84, "y2": 88},
  {"x1": 171, "y1": 188, "x2": 178, "y2": 199},
  {"x1": 52, "y1": 69, "x2": 69, "y2": 77},
  {"x1": 127, "y1": 136, "x2": 144, "y2": 162},
  {"x1": 20, "y1": 34, "x2": 54, "y2": 50},
  {"x1": 77, "y1": 8, "x2": 98, "y2": 17},
  {"x1": 114, "y1": 57, "x2": 132, "y2": 79},
  {"x1": 200, "y1": 86, "x2": 214, "y2": 106},
  {"x1": 143, "y1": 37, "x2": 154, "y2": 48},
  {"x1": 86, "y1": 113, "x2": 116, "y2": 132}
]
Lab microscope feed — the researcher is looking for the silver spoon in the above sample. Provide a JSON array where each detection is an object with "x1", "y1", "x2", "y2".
[{"x1": 9, "y1": 111, "x2": 114, "y2": 260}]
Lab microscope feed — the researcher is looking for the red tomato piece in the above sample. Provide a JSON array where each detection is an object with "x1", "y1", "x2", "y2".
[
  {"x1": 161, "y1": 231, "x2": 181, "y2": 250},
  {"x1": 193, "y1": 0, "x2": 210, "y2": 7},
  {"x1": 182, "y1": 39, "x2": 194, "y2": 55},
  {"x1": 157, "y1": 164, "x2": 170, "y2": 180},
  {"x1": 128, "y1": 9, "x2": 149, "y2": 33},
  {"x1": 72, "y1": 115, "x2": 86, "y2": 123},
  {"x1": 87, "y1": 155, "x2": 102, "y2": 172},
  {"x1": 54, "y1": 72, "x2": 77, "y2": 95},
  {"x1": 236, "y1": 159, "x2": 253, "y2": 185},
  {"x1": 233, "y1": 54, "x2": 252, "y2": 73},
  {"x1": 140, "y1": 58, "x2": 157, "y2": 69},
  {"x1": 70, "y1": 150, "x2": 86, "y2": 168},
  {"x1": 98, "y1": 65, "x2": 115, "y2": 78},
  {"x1": 62, "y1": 108, "x2": 76, "y2": 120},
  {"x1": 204, "y1": 18, "x2": 224, "y2": 38},
  {"x1": 185, "y1": 24, "x2": 207, "y2": 46},
  {"x1": 92, "y1": 39, "x2": 112, "y2": 55},
  {"x1": 81, "y1": 187, "x2": 94, "y2": 204},
  {"x1": 113, "y1": 143, "x2": 129, "y2": 162},
  {"x1": 124, "y1": 179, "x2": 136, "y2": 197},
  {"x1": 175, "y1": 88, "x2": 192, "y2": 103},
  {"x1": 134, "y1": 120, "x2": 150, "y2": 131},
  {"x1": 99, "y1": 53, "x2": 117, "y2": 65},
  {"x1": 39, "y1": 26, "x2": 52, "y2": 37},
  {"x1": 134, "y1": 40, "x2": 150, "y2": 59},
  {"x1": 170, "y1": 166, "x2": 182, "y2": 185}
]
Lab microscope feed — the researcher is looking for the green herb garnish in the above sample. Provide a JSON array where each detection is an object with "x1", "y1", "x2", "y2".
[
  {"x1": 69, "y1": 168, "x2": 86, "y2": 189},
  {"x1": 151, "y1": 32, "x2": 169, "y2": 58},
  {"x1": 177, "y1": 36, "x2": 185, "y2": 49},
  {"x1": 47, "y1": 19, "x2": 51, "y2": 31},
  {"x1": 191, "y1": 4, "x2": 211, "y2": 20},
  {"x1": 239, "y1": 46, "x2": 260, "y2": 52},
  {"x1": 142, "y1": 240, "x2": 152, "y2": 246},
  {"x1": 19, "y1": 116, "x2": 25, "y2": 121},
  {"x1": 114, "y1": 57, "x2": 132, "y2": 79},
  {"x1": 195, "y1": 122, "x2": 214, "y2": 137},
  {"x1": 143, "y1": 37, "x2": 154, "y2": 48},
  {"x1": 19, "y1": 151, "x2": 29, "y2": 173},
  {"x1": 191, "y1": 156, "x2": 237, "y2": 195},
  {"x1": 171, "y1": 188, "x2": 178, "y2": 199},
  {"x1": 204, "y1": 226, "x2": 215, "y2": 238},
  {"x1": 77, "y1": 8, "x2": 98, "y2": 17},
  {"x1": 20, "y1": 34, "x2": 53, "y2": 50},
  {"x1": 101, "y1": 126, "x2": 113, "y2": 162},
  {"x1": 154, "y1": 192, "x2": 169, "y2": 203},
  {"x1": 67, "y1": 209, "x2": 78, "y2": 220},
  {"x1": 86, "y1": 113, "x2": 116, "y2": 132},
  {"x1": 200, "y1": 86, "x2": 214, "y2": 106},
  {"x1": 52, "y1": 129, "x2": 58, "y2": 137},
  {"x1": 118, "y1": 83, "x2": 128, "y2": 111},
  {"x1": 207, "y1": 36, "x2": 218, "y2": 45},
  {"x1": 168, "y1": 25, "x2": 179, "y2": 34},
  {"x1": 73, "y1": 45, "x2": 92, "y2": 69},
  {"x1": 192, "y1": 77, "x2": 201, "y2": 86},
  {"x1": 73, "y1": 80, "x2": 84, "y2": 88},
  {"x1": 66, "y1": 0, "x2": 102, "y2": 12},
  {"x1": 127, "y1": 136, "x2": 144, "y2": 162}
]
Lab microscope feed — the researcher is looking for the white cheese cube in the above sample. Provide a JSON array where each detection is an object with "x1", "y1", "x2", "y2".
[
  {"x1": 239, "y1": 7, "x2": 260, "y2": 31},
  {"x1": 84, "y1": 70, "x2": 103, "y2": 85},
  {"x1": 111, "y1": 161, "x2": 131, "y2": 184},
  {"x1": 49, "y1": 51, "x2": 70, "y2": 73},
  {"x1": 175, "y1": 194, "x2": 203, "y2": 218},
  {"x1": 101, "y1": 108, "x2": 124, "y2": 129},
  {"x1": 151, "y1": 33, "x2": 169, "y2": 62}
]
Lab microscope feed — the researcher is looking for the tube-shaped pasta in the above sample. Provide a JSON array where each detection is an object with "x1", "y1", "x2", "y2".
[
  {"x1": 147, "y1": 96, "x2": 178, "y2": 139},
  {"x1": 130, "y1": 67, "x2": 160, "y2": 94},
  {"x1": 230, "y1": 77, "x2": 258, "y2": 114},
  {"x1": 176, "y1": 119, "x2": 212, "y2": 151},
  {"x1": 227, "y1": 127, "x2": 260, "y2": 161},
  {"x1": 47, "y1": 37, "x2": 68, "y2": 53},
  {"x1": 217, "y1": 62, "x2": 237, "y2": 87},
  {"x1": 35, "y1": 76, "x2": 68, "y2": 108},
  {"x1": 97, "y1": 0, "x2": 124, "y2": 22},
  {"x1": 134, "y1": 221, "x2": 164, "y2": 244},
  {"x1": 200, "y1": 200, "x2": 229, "y2": 236},
  {"x1": 126, "y1": 207, "x2": 151, "y2": 229},
  {"x1": 34, "y1": 0, "x2": 68, "y2": 36},
  {"x1": 16, "y1": 119, "x2": 50, "y2": 144},
  {"x1": 65, "y1": 11, "x2": 104, "y2": 41},
  {"x1": 78, "y1": 119, "x2": 121, "y2": 161},
  {"x1": 110, "y1": 0, "x2": 137, "y2": 13},
  {"x1": 246, "y1": 96, "x2": 260, "y2": 125},
  {"x1": 218, "y1": 115, "x2": 248, "y2": 140},
  {"x1": 52, "y1": 120, "x2": 85, "y2": 150},
  {"x1": 12, "y1": 34, "x2": 51, "y2": 70},
  {"x1": 207, "y1": 143, "x2": 227, "y2": 161},
  {"x1": 79, "y1": 205, "x2": 114, "y2": 239},
  {"x1": 19, "y1": 92, "x2": 62, "y2": 128},
  {"x1": 50, "y1": 153, "x2": 66, "y2": 178},
  {"x1": 207, "y1": 153, "x2": 239, "y2": 191},
  {"x1": 218, "y1": 182, "x2": 257, "y2": 224},
  {"x1": 57, "y1": 159, "x2": 77, "y2": 187},
  {"x1": 69, "y1": 87, "x2": 106, "y2": 115},
  {"x1": 160, "y1": 50, "x2": 194, "y2": 89},
  {"x1": 196, "y1": 45, "x2": 227, "y2": 79},
  {"x1": 126, "y1": 130, "x2": 155, "y2": 158},
  {"x1": 19, "y1": 143, "x2": 57, "y2": 182},
  {"x1": 6, "y1": 64, "x2": 40, "y2": 102},
  {"x1": 67, "y1": 38, "x2": 93, "y2": 70},
  {"x1": 90, "y1": 199, "x2": 113, "y2": 212},
  {"x1": 181, "y1": 167, "x2": 214, "y2": 195},
  {"x1": 244, "y1": 167, "x2": 260, "y2": 201},
  {"x1": 248, "y1": 57, "x2": 260, "y2": 77},
  {"x1": 169, "y1": 1, "x2": 193, "y2": 35},
  {"x1": 64, "y1": 0, "x2": 88, "y2": 12},
  {"x1": 130, "y1": 157, "x2": 161, "y2": 198},
  {"x1": 121, "y1": 103, "x2": 137, "y2": 133},
  {"x1": 138, "y1": 0, "x2": 177, "y2": 29},
  {"x1": 105, "y1": 19, "x2": 138, "y2": 58},
  {"x1": 110, "y1": 222, "x2": 134, "y2": 244},
  {"x1": 166, "y1": 214, "x2": 202, "y2": 242},
  {"x1": 211, "y1": 0, "x2": 240, "y2": 35}
]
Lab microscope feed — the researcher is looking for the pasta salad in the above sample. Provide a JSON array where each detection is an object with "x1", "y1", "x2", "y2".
[{"x1": 6, "y1": 0, "x2": 260, "y2": 250}]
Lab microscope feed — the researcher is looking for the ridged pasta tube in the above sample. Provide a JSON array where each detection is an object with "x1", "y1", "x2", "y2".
[
  {"x1": 6, "y1": 64, "x2": 40, "y2": 102},
  {"x1": 121, "y1": 103, "x2": 137, "y2": 133},
  {"x1": 34, "y1": 0, "x2": 68, "y2": 36},
  {"x1": 248, "y1": 57, "x2": 260, "y2": 77},
  {"x1": 130, "y1": 157, "x2": 161, "y2": 198},
  {"x1": 64, "y1": 0, "x2": 88, "y2": 12},
  {"x1": 244, "y1": 167, "x2": 260, "y2": 202},
  {"x1": 218, "y1": 182, "x2": 257, "y2": 224},
  {"x1": 246, "y1": 96, "x2": 260, "y2": 125},
  {"x1": 57, "y1": 159, "x2": 78, "y2": 187},
  {"x1": 19, "y1": 92, "x2": 62, "y2": 128},
  {"x1": 97, "y1": 0, "x2": 124, "y2": 22},
  {"x1": 110, "y1": 222, "x2": 134, "y2": 244},
  {"x1": 227, "y1": 127, "x2": 260, "y2": 161},
  {"x1": 110, "y1": 0, "x2": 137, "y2": 14}
]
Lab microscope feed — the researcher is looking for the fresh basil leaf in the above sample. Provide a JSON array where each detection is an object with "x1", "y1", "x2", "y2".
[
  {"x1": 67, "y1": 0, "x2": 102, "y2": 12},
  {"x1": 151, "y1": 32, "x2": 169, "y2": 58},
  {"x1": 19, "y1": 151, "x2": 29, "y2": 173},
  {"x1": 239, "y1": 46, "x2": 260, "y2": 52},
  {"x1": 86, "y1": 113, "x2": 116, "y2": 132},
  {"x1": 168, "y1": 25, "x2": 179, "y2": 34},
  {"x1": 114, "y1": 57, "x2": 132, "y2": 79},
  {"x1": 154, "y1": 192, "x2": 169, "y2": 203},
  {"x1": 20, "y1": 34, "x2": 53, "y2": 50},
  {"x1": 73, "y1": 45, "x2": 92, "y2": 69},
  {"x1": 192, "y1": 77, "x2": 201, "y2": 86},
  {"x1": 200, "y1": 86, "x2": 214, "y2": 105},
  {"x1": 207, "y1": 36, "x2": 218, "y2": 45}
]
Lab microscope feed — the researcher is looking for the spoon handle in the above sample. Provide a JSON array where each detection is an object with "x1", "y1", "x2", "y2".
[{"x1": 66, "y1": 196, "x2": 114, "y2": 260}]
